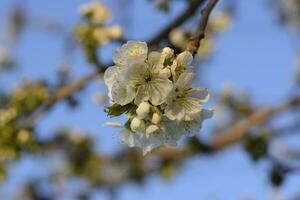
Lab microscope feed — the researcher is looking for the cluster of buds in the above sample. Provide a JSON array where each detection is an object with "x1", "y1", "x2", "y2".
[
  {"x1": 78, "y1": 1, "x2": 122, "y2": 44},
  {"x1": 9, "y1": 80, "x2": 48, "y2": 114},
  {"x1": 74, "y1": 1, "x2": 122, "y2": 65},
  {"x1": 104, "y1": 41, "x2": 213, "y2": 154}
]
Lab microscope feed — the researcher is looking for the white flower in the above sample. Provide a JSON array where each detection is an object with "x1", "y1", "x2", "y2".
[
  {"x1": 165, "y1": 72, "x2": 209, "y2": 121},
  {"x1": 125, "y1": 51, "x2": 173, "y2": 105},
  {"x1": 171, "y1": 51, "x2": 194, "y2": 81},
  {"x1": 104, "y1": 41, "x2": 213, "y2": 155},
  {"x1": 112, "y1": 40, "x2": 148, "y2": 66},
  {"x1": 104, "y1": 41, "x2": 148, "y2": 101},
  {"x1": 79, "y1": 1, "x2": 111, "y2": 24},
  {"x1": 136, "y1": 101, "x2": 150, "y2": 119}
]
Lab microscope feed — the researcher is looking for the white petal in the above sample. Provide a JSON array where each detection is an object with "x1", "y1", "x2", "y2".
[
  {"x1": 176, "y1": 72, "x2": 195, "y2": 91},
  {"x1": 147, "y1": 51, "x2": 164, "y2": 72},
  {"x1": 161, "y1": 68, "x2": 171, "y2": 78},
  {"x1": 183, "y1": 97, "x2": 202, "y2": 114},
  {"x1": 134, "y1": 86, "x2": 149, "y2": 105},
  {"x1": 104, "y1": 121, "x2": 123, "y2": 128},
  {"x1": 165, "y1": 101, "x2": 185, "y2": 120},
  {"x1": 148, "y1": 76, "x2": 173, "y2": 105},
  {"x1": 176, "y1": 51, "x2": 193, "y2": 67},
  {"x1": 146, "y1": 124, "x2": 159, "y2": 135},
  {"x1": 189, "y1": 87, "x2": 209, "y2": 102},
  {"x1": 126, "y1": 61, "x2": 147, "y2": 84},
  {"x1": 141, "y1": 133, "x2": 163, "y2": 155},
  {"x1": 104, "y1": 65, "x2": 120, "y2": 99},
  {"x1": 119, "y1": 129, "x2": 141, "y2": 147},
  {"x1": 113, "y1": 41, "x2": 148, "y2": 65},
  {"x1": 162, "y1": 118, "x2": 183, "y2": 146},
  {"x1": 201, "y1": 109, "x2": 214, "y2": 120},
  {"x1": 111, "y1": 82, "x2": 135, "y2": 105}
]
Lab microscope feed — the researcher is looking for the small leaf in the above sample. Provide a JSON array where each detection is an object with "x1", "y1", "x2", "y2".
[{"x1": 105, "y1": 103, "x2": 137, "y2": 117}]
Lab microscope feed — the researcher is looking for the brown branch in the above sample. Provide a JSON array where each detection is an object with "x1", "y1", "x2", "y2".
[
  {"x1": 186, "y1": 0, "x2": 219, "y2": 55},
  {"x1": 147, "y1": 0, "x2": 206, "y2": 48},
  {"x1": 21, "y1": 70, "x2": 102, "y2": 128},
  {"x1": 210, "y1": 94, "x2": 300, "y2": 150}
]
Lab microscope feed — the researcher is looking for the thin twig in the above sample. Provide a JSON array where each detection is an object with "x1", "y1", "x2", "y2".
[{"x1": 186, "y1": 0, "x2": 219, "y2": 55}]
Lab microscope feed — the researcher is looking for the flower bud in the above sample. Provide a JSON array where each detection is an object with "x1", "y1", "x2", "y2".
[
  {"x1": 130, "y1": 117, "x2": 144, "y2": 132},
  {"x1": 136, "y1": 101, "x2": 150, "y2": 119},
  {"x1": 151, "y1": 113, "x2": 161, "y2": 124},
  {"x1": 162, "y1": 47, "x2": 174, "y2": 59}
]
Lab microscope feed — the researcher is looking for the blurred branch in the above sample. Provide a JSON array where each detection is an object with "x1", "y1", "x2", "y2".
[
  {"x1": 186, "y1": 0, "x2": 219, "y2": 54},
  {"x1": 211, "y1": 94, "x2": 300, "y2": 150},
  {"x1": 21, "y1": 70, "x2": 102, "y2": 128}
]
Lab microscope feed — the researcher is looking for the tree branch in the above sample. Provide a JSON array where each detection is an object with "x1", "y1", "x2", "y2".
[
  {"x1": 186, "y1": 0, "x2": 219, "y2": 55},
  {"x1": 21, "y1": 70, "x2": 102, "y2": 128},
  {"x1": 148, "y1": 0, "x2": 206, "y2": 48},
  {"x1": 211, "y1": 94, "x2": 300, "y2": 150}
]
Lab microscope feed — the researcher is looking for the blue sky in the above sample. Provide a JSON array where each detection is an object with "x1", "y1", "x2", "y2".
[{"x1": 0, "y1": 0, "x2": 300, "y2": 199}]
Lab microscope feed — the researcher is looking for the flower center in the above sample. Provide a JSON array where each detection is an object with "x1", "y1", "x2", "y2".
[{"x1": 144, "y1": 75, "x2": 152, "y2": 82}]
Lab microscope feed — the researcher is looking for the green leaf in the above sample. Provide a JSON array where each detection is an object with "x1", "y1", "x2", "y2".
[{"x1": 105, "y1": 103, "x2": 137, "y2": 117}]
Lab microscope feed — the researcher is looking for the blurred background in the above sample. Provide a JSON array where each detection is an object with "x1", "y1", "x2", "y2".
[{"x1": 0, "y1": 0, "x2": 300, "y2": 199}]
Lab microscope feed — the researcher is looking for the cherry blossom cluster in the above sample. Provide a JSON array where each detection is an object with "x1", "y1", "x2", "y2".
[
  {"x1": 104, "y1": 41, "x2": 213, "y2": 154},
  {"x1": 76, "y1": 1, "x2": 122, "y2": 45}
]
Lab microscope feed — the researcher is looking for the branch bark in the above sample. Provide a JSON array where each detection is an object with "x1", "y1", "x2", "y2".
[
  {"x1": 21, "y1": 70, "x2": 102, "y2": 128},
  {"x1": 211, "y1": 94, "x2": 300, "y2": 150},
  {"x1": 186, "y1": 0, "x2": 219, "y2": 55}
]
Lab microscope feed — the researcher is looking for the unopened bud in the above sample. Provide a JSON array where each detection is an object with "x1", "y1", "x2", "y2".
[
  {"x1": 136, "y1": 101, "x2": 150, "y2": 119},
  {"x1": 151, "y1": 113, "x2": 161, "y2": 124}
]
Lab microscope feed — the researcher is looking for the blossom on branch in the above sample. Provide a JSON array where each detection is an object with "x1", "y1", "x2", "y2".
[{"x1": 104, "y1": 41, "x2": 213, "y2": 154}]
